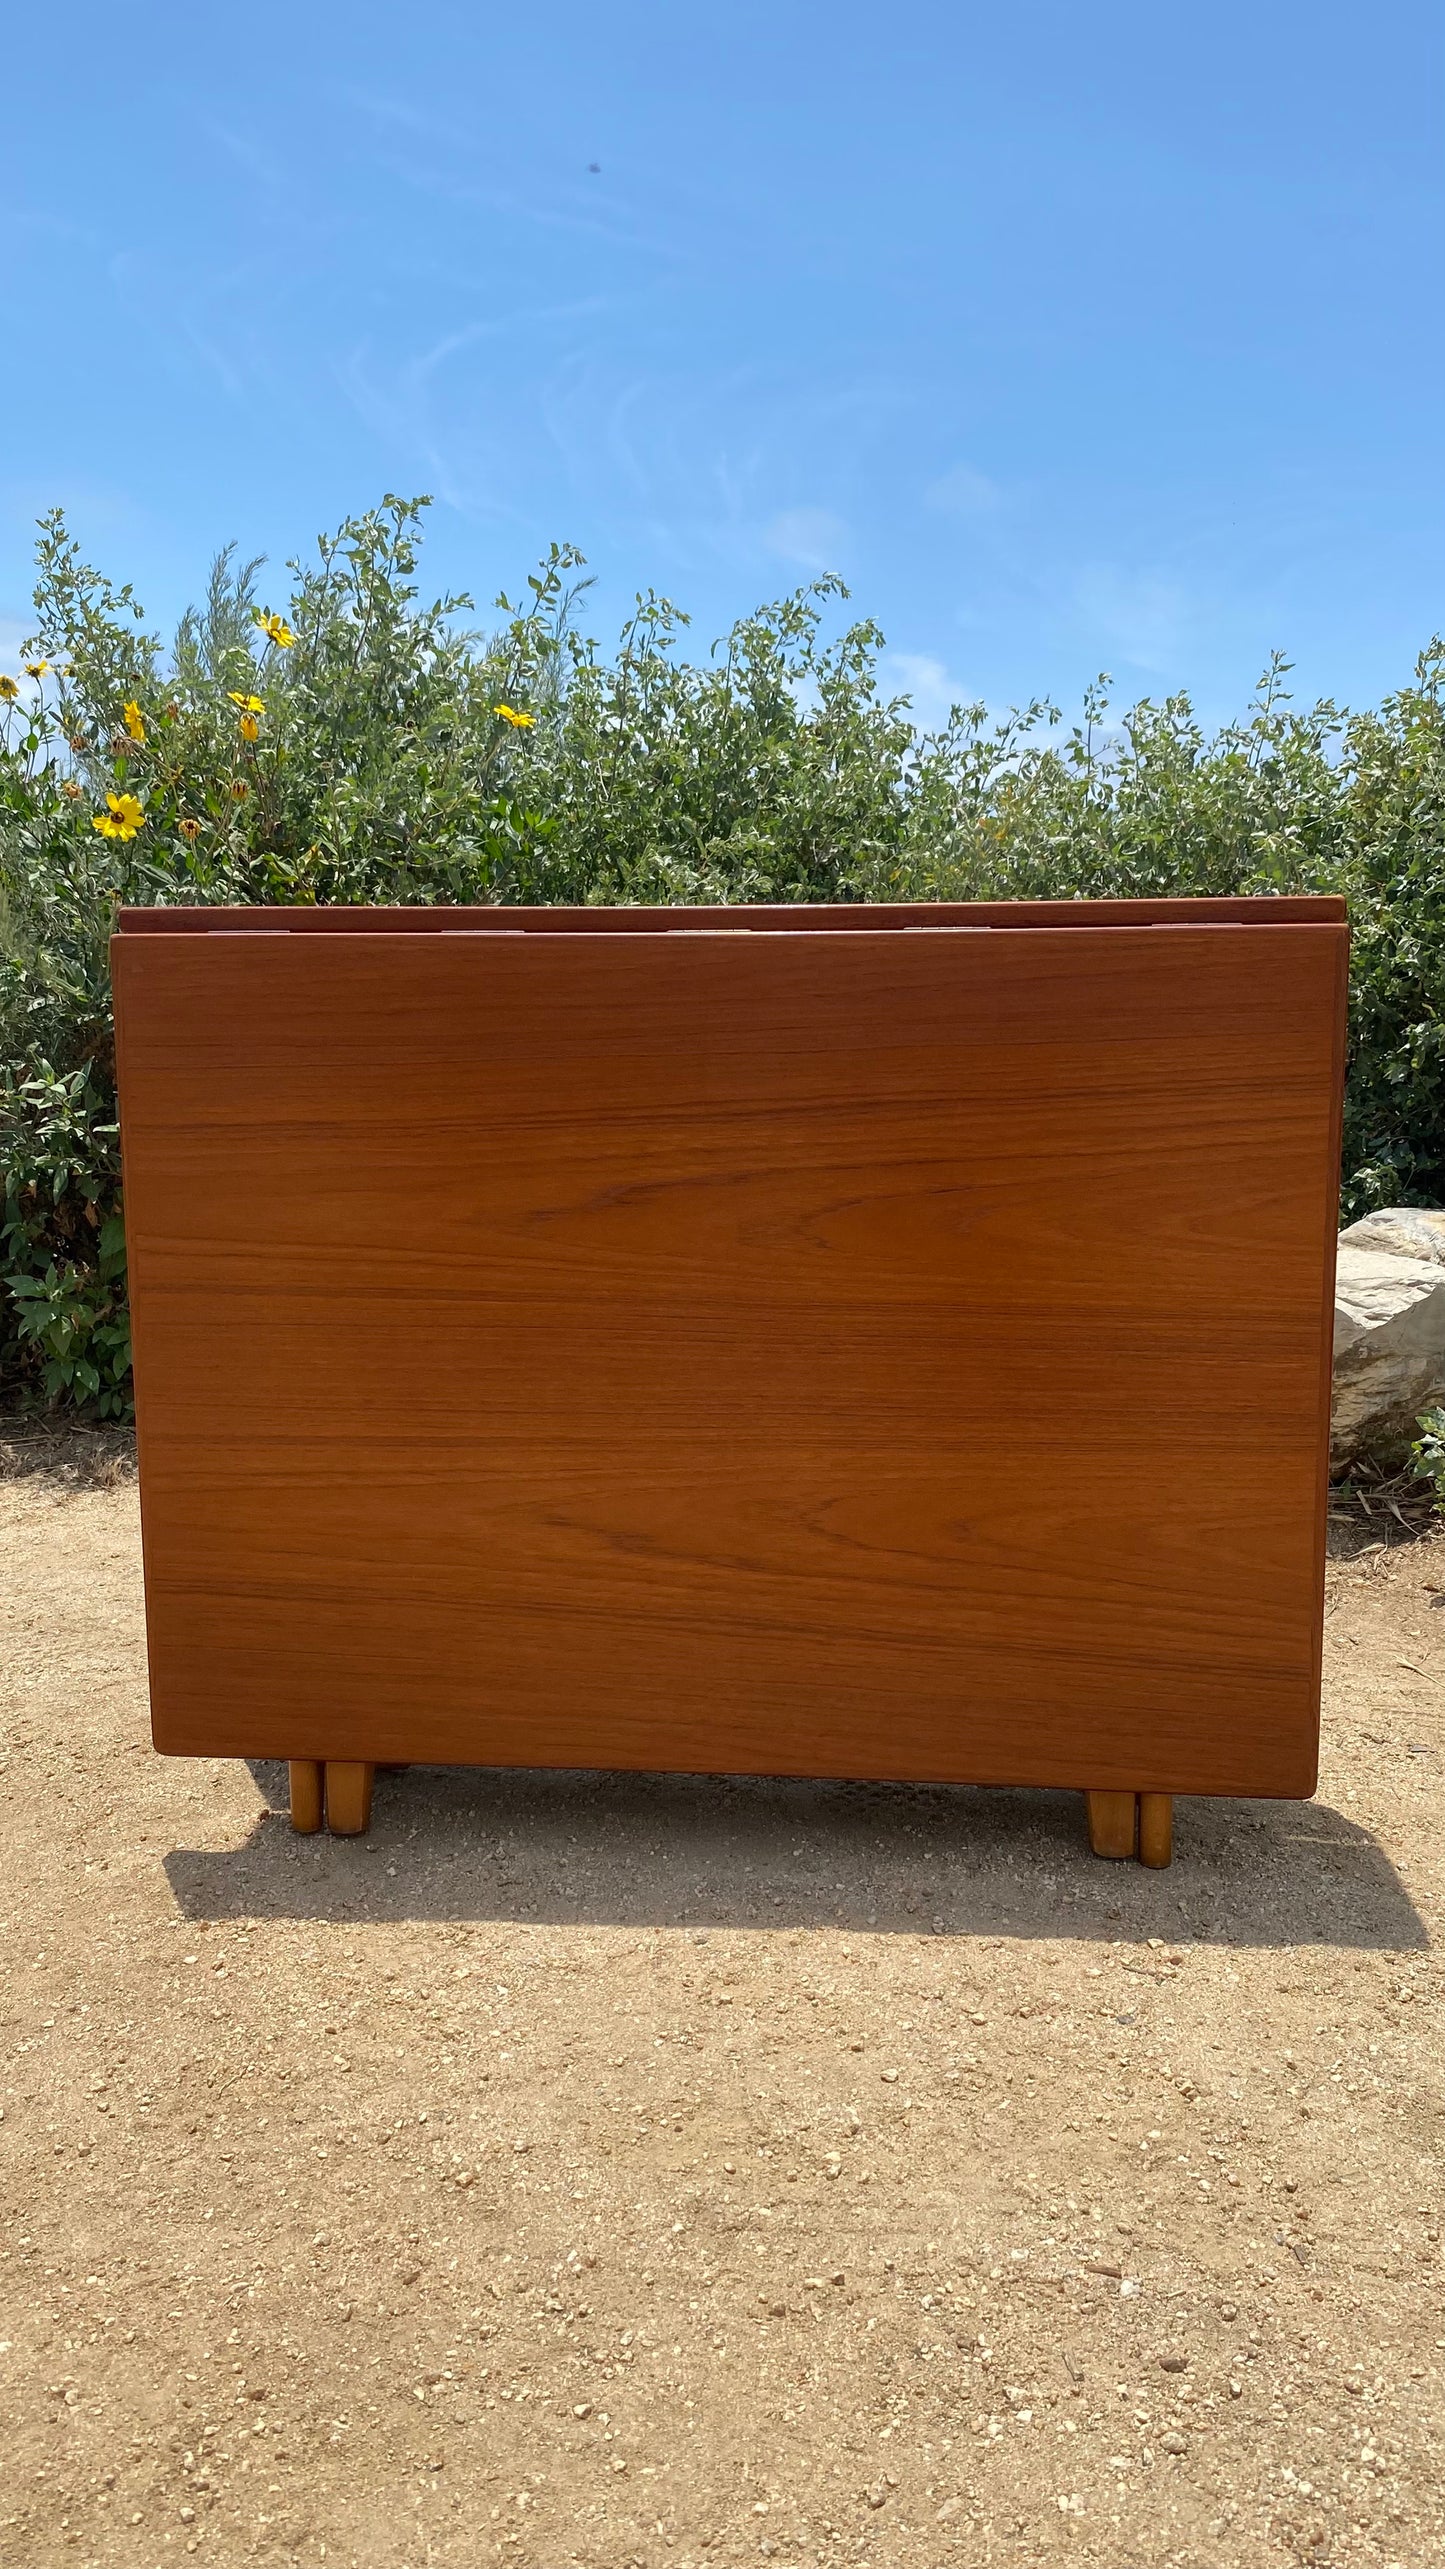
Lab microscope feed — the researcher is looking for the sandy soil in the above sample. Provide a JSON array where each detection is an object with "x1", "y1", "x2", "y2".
[{"x1": 2, "y1": 1434, "x2": 1442, "y2": 2569}]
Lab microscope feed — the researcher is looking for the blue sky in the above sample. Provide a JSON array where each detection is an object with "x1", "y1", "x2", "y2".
[{"x1": 3, "y1": 2, "x2": 1441, "y2": 726}]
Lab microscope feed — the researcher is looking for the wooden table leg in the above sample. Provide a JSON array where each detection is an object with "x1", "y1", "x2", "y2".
[
  {"x1": 1085, "y1": 1789, "x2": 1138, "y2": 1860},
  {"x1": 325, "y1": 1760, "x2": 374, "y2": 1836},
  {"x1": 289, "y1": 1759, "x2": 323, "y2": 1834},
  {"x1": 1138, "y1": 1793, "x2": 1173, "y2": 1869}
]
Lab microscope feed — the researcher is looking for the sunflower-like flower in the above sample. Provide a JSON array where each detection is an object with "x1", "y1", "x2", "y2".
[
  {"x1": 0, "y1": 675, "x2": 18, "y2": 701},
  {"x1": 239, "y1": 714, "x2": 260, "y2": 742},
  {"x1": 92, "y1": 791, "x2": 146, "y2": 842},
  {"x1": 254, "y1": 609, "x2": 295, "y2": 647},
  {"x1": 228, "y1": 693, "x2": 265, "y2": 714},
  {"x1": 24, "y1": 659, "x2": 49, "y2": 679},
  {"x1": 122, "y1": 700, "x2": 147, "y2": 744},
  {"x1": 178, "y1": 817, "x2": 201, "y2": 842},
  {"x1": 493, "y1": 702, "x2": 536, "y2": 728}
]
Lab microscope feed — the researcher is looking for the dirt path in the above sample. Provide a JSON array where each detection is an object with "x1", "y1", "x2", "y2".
[{"x1": 2, "y1": 1439, "x2": 1442, "y2": 2569}]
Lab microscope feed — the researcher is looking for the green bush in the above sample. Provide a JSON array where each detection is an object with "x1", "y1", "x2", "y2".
[
  {"x1": 2, "y1": 493, "x2": 1442, "y2": 1417},
  {"x1": 1410, "y1": 1410, "x2": 1445, "y2": 1516}
]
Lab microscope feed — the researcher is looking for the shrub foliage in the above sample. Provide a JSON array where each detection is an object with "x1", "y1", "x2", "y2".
[{"x1": 2, "y1": 494, "x2": 1442, "y2": 1415}]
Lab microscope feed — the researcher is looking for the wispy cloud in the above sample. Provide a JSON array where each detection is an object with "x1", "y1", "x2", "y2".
[
  {"x1": 201, "y1": 120, "x2": 292, "y2": 207},
  {"x1": 763, "y1": 507, "x2": 849, "y2": 575},
  {"x1": 339, "y1": 89, "x2": 684, "y2": 265},
  {"x1": 925, "y1": 461, "x2": 1002, "y2": 518},
  {"x1": 1067, "y1": 565, "x2": 1191, "y2": 673},
  {"x1": 882, "y1": 651, "x2": 984, "y2": 729},
  {"x1": 335, "y1": 302, "x2": 617, "y2": 523}
]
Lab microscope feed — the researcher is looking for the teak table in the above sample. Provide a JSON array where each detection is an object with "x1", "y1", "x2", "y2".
[{"x1": 113, "y1": 897, "x2": 1349, "y2": 1868}]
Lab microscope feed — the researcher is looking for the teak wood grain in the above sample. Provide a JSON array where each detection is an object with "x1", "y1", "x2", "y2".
[{"x1": 113, "y1": 904, "x2": 1347, "y2": 1798}]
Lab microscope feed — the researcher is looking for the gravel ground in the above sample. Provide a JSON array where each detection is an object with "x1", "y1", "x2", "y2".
[{"x1": 2, "y1": 1431, "x2": 1443, "y2": 2569}]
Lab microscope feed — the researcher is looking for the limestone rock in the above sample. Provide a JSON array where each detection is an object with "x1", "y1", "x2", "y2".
[
  {"x1": 1332, "y1": 1244, "x2": 1445, "y2": 1466},
  {"x1": 1338, "y1": 1205, "x2": 1445, "y2": 1266}
]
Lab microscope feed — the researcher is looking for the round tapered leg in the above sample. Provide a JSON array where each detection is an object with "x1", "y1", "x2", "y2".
[
  {"x1": 1138, "y1": 1793, "x2": 1173, "y2": 1869},
  {"x1": 325, "y1": 1760, "x2": 374, "y2": 1836},
  {"x1": 289, "y1": 1759, "x2": 323, "y2": 1834}
]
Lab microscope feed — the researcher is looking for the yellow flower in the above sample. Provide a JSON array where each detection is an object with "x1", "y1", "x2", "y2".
[
  {"x1": 24, "y1": 659, "x2": 49, "y2": 679},
  {"x1": 123, "y1": 700, "x2": 146, "y2": 744},
  {"x1": 239, "y1": 713, "x2": 260, "y2": 742},
  {"x1": 493, "y1": 702, "x2": 535, "y2": 728},
  {"x1": 62, "y1": 778, "x2": 83, "y2": 799},
  {"x1": 254, "y1": 609, "x2": 295, "y2": 647},
  {"x1": 228, "y1": 693, "x2": 265, "y2": 714},
  {"x1": 0, "y1": 675, "x2": 18, "y2": 701},
  {"x1": 229, "y1": 779, "x2": 249, "y2": 801},
  {"x1": 92, "y1": 791, "x2": 146, "y2": 842},
  {"x1": 177, "y1": 817, "x2": 201, "y2": 842}
]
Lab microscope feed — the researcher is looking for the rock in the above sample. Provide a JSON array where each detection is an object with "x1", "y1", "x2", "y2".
[
  {"x1": 1332, "y1": 1245, "x2": 1445, "y2": 1466},
  {"x1": 1339, "y1": 1205, "x2": 1445, "y2": 1265}
]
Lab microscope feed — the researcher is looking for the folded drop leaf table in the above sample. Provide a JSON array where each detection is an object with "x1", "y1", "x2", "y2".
[{"x1": 113, "y1": 897, "x2": 1349, "y2": 1865}]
